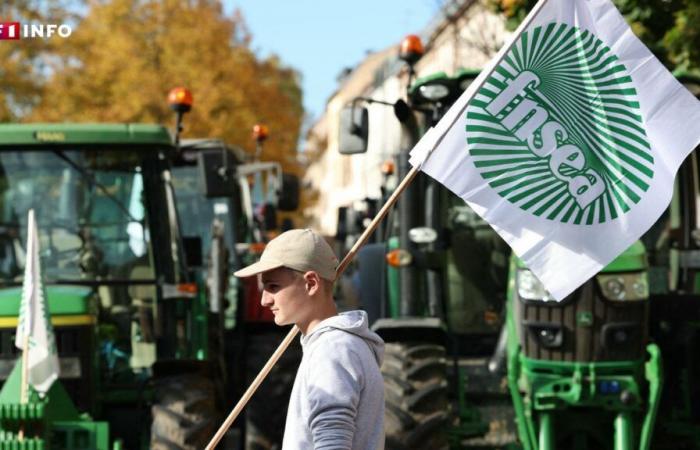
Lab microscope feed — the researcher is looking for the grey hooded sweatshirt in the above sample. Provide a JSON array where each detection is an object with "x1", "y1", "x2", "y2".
[{"x1": 282, "y1": 310, "x2": 385, "y2": 450}]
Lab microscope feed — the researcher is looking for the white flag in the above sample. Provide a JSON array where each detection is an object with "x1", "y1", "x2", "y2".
[
  {"x1": 410, "y1": 0, "x2": 700, "y2": 300},
  {"x1": 15, "y1": 209, "x2": 60, "y2": 395}
]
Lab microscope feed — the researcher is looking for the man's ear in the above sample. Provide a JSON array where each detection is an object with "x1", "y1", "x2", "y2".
[{"x1": 303, "y1": 271, "x2": 321, "y2": 296}]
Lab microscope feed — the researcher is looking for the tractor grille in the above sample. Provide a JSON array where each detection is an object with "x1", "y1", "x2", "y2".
[
  {"x1": 0, "y1": 325, "x2": 94, "y2": 411},
  {"x1": 515, "y1": 281, "x2": 648, "y2": 362}
]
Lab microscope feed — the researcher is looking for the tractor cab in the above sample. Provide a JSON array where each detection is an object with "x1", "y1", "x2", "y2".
[{"x1": 0, "y1": 124, "x2": 210, "y2": 449}]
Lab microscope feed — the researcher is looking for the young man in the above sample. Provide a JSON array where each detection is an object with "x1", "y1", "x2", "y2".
[{"x1": 234, "y1": 228, "x2": 385, "y2": 450}]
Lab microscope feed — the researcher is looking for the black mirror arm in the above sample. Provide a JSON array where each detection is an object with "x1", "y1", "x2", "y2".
[
  {"x1": 350, "y1": 97, "x2": 430, "y2": 129},
  {"x1": 352, "y1": 97, "x2": 395, "y2": 107},
  {"x1": 349, "y1": 97, "x2": 395, "y2": 135}
]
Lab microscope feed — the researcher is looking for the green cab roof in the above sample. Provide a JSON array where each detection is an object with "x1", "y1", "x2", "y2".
[
  {"x1": 409, "y1": 68, "x2": 481, "y2": 104},
  {"x1": 410, "y1": 67, "x2": 481, "y2": 90},
  {"x1": 0, "y1": 123, "x2": 173, "y2": 147},
  {"x1": 0, "y1": 286, "x2": 92, "y2": 317}
]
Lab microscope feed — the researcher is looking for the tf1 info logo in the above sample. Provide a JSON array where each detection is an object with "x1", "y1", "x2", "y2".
[{"x1": 0, "y1": 22, "x2": 72, "y2": 40}]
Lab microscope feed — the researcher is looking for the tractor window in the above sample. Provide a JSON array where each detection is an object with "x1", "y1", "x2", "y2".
[
  {"x1": 171, "y1": 164, "x2": 239, "y2": 259},
  {"x1": 0, "y1": 149, "x2": 153, "y2": 283}
]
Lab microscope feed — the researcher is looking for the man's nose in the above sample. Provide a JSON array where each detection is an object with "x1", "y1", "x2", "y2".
[{"x1": 261, "y1": 290, "x2": 273, "y2": 307}]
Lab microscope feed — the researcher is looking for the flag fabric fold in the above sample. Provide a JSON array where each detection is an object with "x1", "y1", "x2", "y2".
[
  {"x1": 15, "y1": 209, "x2": 60, "y2": 396},
  {"x1": 410, "y1": 0, "x2": 700, "y2": 300}
]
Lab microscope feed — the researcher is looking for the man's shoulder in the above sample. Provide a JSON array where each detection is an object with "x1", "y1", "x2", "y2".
[
  {"x1": 308, "y1": 329, "x2": 371, "y2": 360},
  {"x1": 312, "y1": 328, "x2": 364, "y2": 347}
]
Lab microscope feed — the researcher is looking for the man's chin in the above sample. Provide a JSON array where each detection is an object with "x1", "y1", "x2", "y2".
[{"x1": 273, "y1": 315, "x2": 291, "y2": 326}]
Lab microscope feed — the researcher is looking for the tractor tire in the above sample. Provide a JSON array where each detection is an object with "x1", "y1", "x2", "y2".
[
  {"x1": 150, "y1": 374, "x2": 219, "y2": 450},
  {"x1": 383, "y1": 342, "x2": 450, "y2": 450},
  {"x1": 245, "y1": 331, "x2": 302, "y2": 450}
]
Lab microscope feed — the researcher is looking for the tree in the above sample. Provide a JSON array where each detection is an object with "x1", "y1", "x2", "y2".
[
  {"x1": 663, "y1": 1, "x2": 700, "y2": 73},
  {"x1": 0, "y1": 1, "x2": 74, "y2": 121},
  {"x1": 489, "y1": 0, "x2": 699, "y2": 71},
  {"x1": 27, "y1": 0, "x2": 307, "y2": 223}
]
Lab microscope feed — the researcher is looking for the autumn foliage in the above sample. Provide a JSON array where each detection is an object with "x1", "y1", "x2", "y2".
[{"x1": 26, "y1": 0, "x2": 303, "y2": 164}]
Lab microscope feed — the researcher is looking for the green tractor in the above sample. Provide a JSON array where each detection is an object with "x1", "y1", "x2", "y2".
[
  {"x1": 169, "y1": 132, "x2": 302, "y2": 449},
  {"x1": 502, "y1": 72, "x2": 700, "y2": 450},
  {"x1": 339, "y1": 36, "x2": 700, "y2": 450},
  {"x1": 0, "y1": 123, "x2": 227, "y2": 449}
]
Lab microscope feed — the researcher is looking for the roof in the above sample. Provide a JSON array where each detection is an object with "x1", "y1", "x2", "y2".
[{"x1": 0, "y1": 123, "x2": 173, "y2": 146}]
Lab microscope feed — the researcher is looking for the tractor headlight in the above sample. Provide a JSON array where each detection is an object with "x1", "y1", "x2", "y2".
[
  {"x1": 517, "y1": 269, "x2": 556, "y2": 302},
  {"x1": 596, "y1": 272, "x2": 648, "y2": 301},
  {"x1": 409, "y1": 226, "x2": 437, "y2": 244},
  {"x1": 418, "y1": 84, "x2": 450, "y2": 101}
]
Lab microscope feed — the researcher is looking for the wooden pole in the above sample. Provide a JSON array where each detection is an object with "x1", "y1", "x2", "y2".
[
  {"x1": 204, "y1": 166, "x2": 421, "y2": 450},
  {"x1": 204, "y1": 325, "x2": 299, "y2": 450},
  {"x1": 335, "y1": 166, "x2": 419, "y2": 275}
]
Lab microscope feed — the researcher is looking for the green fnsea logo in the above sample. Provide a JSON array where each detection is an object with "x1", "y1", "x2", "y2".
[{"x1": 466, "y1": 23, "x2": 653, "y2": 225}]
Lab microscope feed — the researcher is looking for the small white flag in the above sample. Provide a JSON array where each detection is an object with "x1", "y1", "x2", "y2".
[
  {"x1": 15, "y1": 209, "x2": 60, "y2": 395},
  {"x1": 410, "y1": 0, "x2": 700, "y2": 300}
]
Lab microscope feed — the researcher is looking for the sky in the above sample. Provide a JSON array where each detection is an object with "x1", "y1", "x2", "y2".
[{"x1": 224, "y1": 1, "x2": 441, "y2": 122}]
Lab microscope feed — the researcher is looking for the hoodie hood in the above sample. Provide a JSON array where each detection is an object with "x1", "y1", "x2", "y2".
[{"x1": 302, "y1": 310, "x2": 384, "y2": 365}]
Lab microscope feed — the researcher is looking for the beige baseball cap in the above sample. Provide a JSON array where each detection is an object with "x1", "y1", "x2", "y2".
[{"x1": 234, "y1": 229, "x2": 339, "y2": 281}]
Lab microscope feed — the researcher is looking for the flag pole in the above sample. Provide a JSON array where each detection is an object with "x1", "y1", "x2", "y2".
[
  {"x1": 205, "y1": 1, "x2": 553, "y2": 446},
  {"x1": 205, "y1": 325, "x2": 298, "y2": 450}
]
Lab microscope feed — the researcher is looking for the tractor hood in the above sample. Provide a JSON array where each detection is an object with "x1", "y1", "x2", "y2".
[
  {"x1": 599, "y1": 240, "x2": 647, "y2": 272},
  {"x1": 0, "y1": 286, "x2": 92, "y2": 317}
]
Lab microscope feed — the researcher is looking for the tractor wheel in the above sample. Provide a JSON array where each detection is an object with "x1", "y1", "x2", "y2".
[
  {"x1": 245, "y1": 331, "x2": 302, "y2": 450},
  {"x1": 151, "y1": 374, "x2": 219, "y2": 450},
  {"x1": 383, "y1": 342, "x2": 449, "y2": 450}
]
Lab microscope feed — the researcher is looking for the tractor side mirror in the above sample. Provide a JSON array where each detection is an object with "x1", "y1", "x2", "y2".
[
  {"x1": 339, "y1": 105, "x2": 369, "y2": 155},
  {"x1": 393, "y1": 99, "x2": 412, "y2": 123},
  {"x1": 182, "y1": 236, "x2": 203, "y2": 268},
  {"x1": 197, "y1": 149, "x2": 236, "y2": 198},
  {"x1": 278, "y1": 173, "x2": 300, "y2": 211}
]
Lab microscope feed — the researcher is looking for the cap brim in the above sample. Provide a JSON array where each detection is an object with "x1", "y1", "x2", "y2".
[{"x1": 233, "y1": 258, "x2": 285, "y2": 278}]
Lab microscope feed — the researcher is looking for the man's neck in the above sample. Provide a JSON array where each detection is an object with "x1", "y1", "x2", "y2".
[{"x1": 298, "y1": 299, "x2": 337, "y2": 335}]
